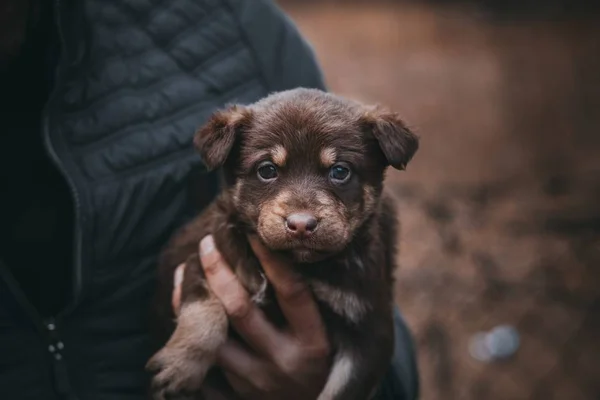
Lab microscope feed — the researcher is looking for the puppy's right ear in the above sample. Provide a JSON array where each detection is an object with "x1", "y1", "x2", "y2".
[{"x1": 193, "y1": 105, "x2": 252, "y2": 171}]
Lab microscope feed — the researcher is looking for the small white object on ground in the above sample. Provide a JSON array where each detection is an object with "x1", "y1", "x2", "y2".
[{"x1": 469, "y1": 324, "x2": 520, "y2": 362}]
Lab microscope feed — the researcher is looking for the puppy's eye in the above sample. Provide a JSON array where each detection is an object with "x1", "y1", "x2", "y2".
[
  {"x1": 329, "y1": 163, "x2": 351, "y2": 184},
  {"x1": 257, "y1": 161, "x2": 278, "y2": 181}
]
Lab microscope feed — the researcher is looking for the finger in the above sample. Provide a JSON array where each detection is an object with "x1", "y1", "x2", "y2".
[
  {"x1": 248, "y1": 236, "x2": 327, "y2": 347},
  {"x1": 171, "y1": 263, "x2": 185, "y2": 315},
  {"x1": 199, "y1": 235, "x2": 286, "y2": 357},
  {"x1": 216, "y1": 339, "x2": 275, "y2": 396}
]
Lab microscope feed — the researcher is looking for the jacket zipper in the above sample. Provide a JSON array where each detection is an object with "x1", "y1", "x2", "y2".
[
  {"x1": 0, "y1": 0, "x2": 82, "y2": 325},
  {"x1": 0, "y1": 2, "x2": 82, "y2": 397},
  {"x1": 44, "y1": 0, "x2": 84, "y2": 318},
  {"x1": 41, "y1": 3, "x2": 82, "y2": 396}
]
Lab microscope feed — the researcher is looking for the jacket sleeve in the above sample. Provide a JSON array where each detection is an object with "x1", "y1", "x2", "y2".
[
  {"x1": 224, "y1": 0, "x2": 328, "y2": 92},
  {"x1": 374, "y1": 307, "x2": 420, "y2": 400}
]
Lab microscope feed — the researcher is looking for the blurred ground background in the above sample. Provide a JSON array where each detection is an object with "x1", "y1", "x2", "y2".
[{"x1": 276, "y1": 1, "x2": 600, "y2": 399}]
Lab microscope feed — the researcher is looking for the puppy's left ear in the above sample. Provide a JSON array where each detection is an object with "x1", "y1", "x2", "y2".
[
  {"x1": 362, "y1": 106, "x2": 419, "y2": 170},
  {"x1": 193, "y1": 105, "x2": 253, "y2": 171}
]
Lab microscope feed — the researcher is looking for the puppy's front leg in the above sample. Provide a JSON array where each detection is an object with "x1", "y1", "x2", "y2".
[
  {"x1": 147, "y1": 255, "x2": 228, "y2": 400},
  {"x1": 318, "y1": 324, "x2": 394, "y2": 400}
]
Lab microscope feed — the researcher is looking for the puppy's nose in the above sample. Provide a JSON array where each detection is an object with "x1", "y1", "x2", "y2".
[{"x1": 285, "y1": 213, "x2": 318, "y2": 237}]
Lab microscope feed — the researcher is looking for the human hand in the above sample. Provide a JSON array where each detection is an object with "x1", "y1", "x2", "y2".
[{"x1": 172, "y1": 235, "x2": 331, "y2": 400}]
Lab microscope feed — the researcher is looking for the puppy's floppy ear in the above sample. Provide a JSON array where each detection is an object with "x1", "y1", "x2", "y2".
[
  {"x1": 362, "y1": 106, "x2": 419, "y2": 170},
  {"x1": 193, "y1": 105, "x2": 252, "y2": 170}
]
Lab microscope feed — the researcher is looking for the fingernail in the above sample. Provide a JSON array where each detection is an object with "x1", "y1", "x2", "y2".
[
  {"x1": 200, "y1": 235, "x2": 215, "y2": 256},
  {"x1": 174, "y1": 265, "x2": 184, "y2": 288}
]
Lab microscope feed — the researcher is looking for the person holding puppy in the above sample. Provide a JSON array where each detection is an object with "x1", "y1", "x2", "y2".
[{"x1": 0, "y1": 0, "x2": 419, "y2": 399}]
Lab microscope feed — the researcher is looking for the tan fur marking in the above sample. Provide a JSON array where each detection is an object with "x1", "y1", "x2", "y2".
[
  {"x1": 270, "y1": 190, "x2": 292, "y2": 216},
  {"x1": 258, "y1": 190, "x2": 292, "y2": 236},
  {"x1": 270, "y1": 145, "x2": 287, "y2": 166},
  {"x1": 320, "y1": 147, "x2": 337, "y2": 167}
]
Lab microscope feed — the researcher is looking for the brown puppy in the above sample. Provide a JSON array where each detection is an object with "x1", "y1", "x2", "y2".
[{"x1": 147, "y1": 88, "x2": 419, "y2": 400}]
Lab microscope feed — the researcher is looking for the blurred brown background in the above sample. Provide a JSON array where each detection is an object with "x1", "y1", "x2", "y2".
[{"x1": 276, "y1": 0, "x2": 600, "y2": 399}]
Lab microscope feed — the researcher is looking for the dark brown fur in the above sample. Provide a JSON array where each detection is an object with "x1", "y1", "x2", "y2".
[{"x1": 147, "y1": 88, "x2": 419, "y2": 400}]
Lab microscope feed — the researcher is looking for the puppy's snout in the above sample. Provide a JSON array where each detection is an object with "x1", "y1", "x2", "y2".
[{"x1": 285, "y1": 213, "x2": 318, "y2": 238}]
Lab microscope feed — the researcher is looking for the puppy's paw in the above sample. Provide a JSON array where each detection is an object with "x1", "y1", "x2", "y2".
[
  {"x1": 147, "y1": 346, "x2": 212, "y2": 400},
  {"x1": 147, "y1": 295, "x2": 227, "y2": 399}
]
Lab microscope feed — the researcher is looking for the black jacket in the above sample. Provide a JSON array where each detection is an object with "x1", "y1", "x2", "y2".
[{"x1": 0, "y1": 1, "x2": 418, "y2": 399}]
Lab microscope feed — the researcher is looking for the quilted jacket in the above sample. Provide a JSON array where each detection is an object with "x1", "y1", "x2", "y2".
[{"x1": 0, "y1": 1, "x2": 418, "y2": 399}]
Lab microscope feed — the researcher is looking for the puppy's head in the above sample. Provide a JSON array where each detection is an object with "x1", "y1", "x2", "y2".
[{"x1": 194, "y1": 89, "x2": 419, "y2": 263}]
